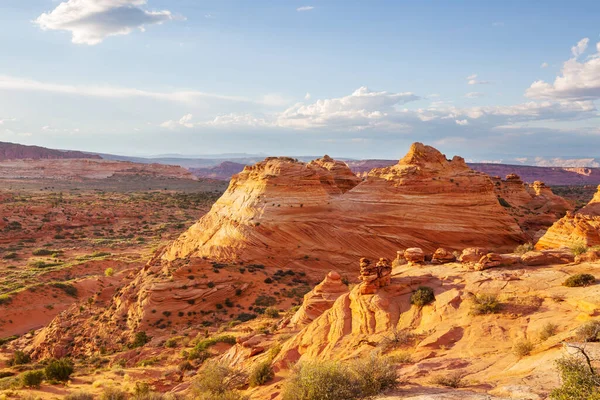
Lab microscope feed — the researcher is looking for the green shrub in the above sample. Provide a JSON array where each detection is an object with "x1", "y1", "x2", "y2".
[
  {"x1": 575, "y1": 321, "x2": 600, "y2": 342},
  {"x1": 514, "y1": 243, "x2": 534, "y2": 255},
  {"x1": 195, "y1": 335, "x2": 236, "y2": 351},
  {"x1": 410, "y1": 286, "x2": 435, "y2": 308},
  {"x1": 32, "y1": 248, "x2": 62, "y2": 256},
  {"x1": 65, "y1": 392, "x2": 94, "y2": 400},
  {"x1": 9, "y1": 350, "x2": 31, "y2": 366},
  {"x1": 470, "y1": 293, "x2": 500, "y2": 315},
  {"x1": 165, "y1": 337, "x2": 179, "y2": 348},
  {"x1": 131, "y1": 331, "x2": 150, "y2": 348},
  {"x1": 571, "y1": 241, "x2": 589, "y2": 256},
  {"x1": 101, "y1": 387, "x2": 128, "y2": 400},
  {"x1": 50, "y1": 282, "x2": 78, "y2": 297},
  {"x1": 105, "y1": 268, "x2": 115, "y2": 277},
  {"x1": 550, "y1": 356, "x2": 600, "y2": 399},
  {"x1": 21, "y1": 370, "x2": 44, "y2": 388},
  {"x1": 0, "y1": 294, "x2": 12, "y2": 306},
  {"x1": 193, "y1": 362, "x2": 248, "y2": 400},
  {"x1": 512, "y1": 340, "x2": 534, "y2": 357},
  {"x1": 563, "y1": 274, "x2": 596, "y2": 287},
  {"x1": 249, "y1": 361, "x2": 274, "y2": 387},
  {"x1": 498, "y1": 197, "x2": 512, "y2": 208},
  {"x1": 351, "y1": 354, "x2": 398, "y2": 397},
  {"x1": 282, "y1": 361, "x2": 359, "y2": 400},
  {"x1": 264, "y1": 307, "x2": 280, "y2": 318},
  {"x1": 539, "y1": 323, "x2": 559, "y2": 341},
  {"x1": 44, "y1": 358, "x2": 74, "y2": 381},
  {"x1": 431, "y1": 371, "x2": 464, "y2": 388}
]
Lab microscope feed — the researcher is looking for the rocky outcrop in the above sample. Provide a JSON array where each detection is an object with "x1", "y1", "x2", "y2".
[
  {"x1": 289, "y1": 271, "x2": 348, "y2": 327},
  {"x1": 459, "y1": 247, "x2": 489, "y2": 264},
  {"x1": 164, "y1": 143, "x2": 526, "y2": 269},
  {"x1": 537, "y1": 185, "x2": 600, "y2": 250},
  {"x1": 432, "y1": 248, "x2": 456, "y2": 264},
  {"x1": 189, "y1": 161, "x2": 246, "y2": 181},
  {"x1": 404, "y1": 248, "x2": 425, "y2": 265},
  {"x1": 358, "y1": 258, "x2": 392, "y2": 295},
  {"x1": 489, "y1": 174, "x2": 572, "y2": 241}
]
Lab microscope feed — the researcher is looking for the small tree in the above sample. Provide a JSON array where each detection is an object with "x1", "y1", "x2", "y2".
[
  {"x1": 44, "y1": 358, "x2": 74, "y2": 381},
  {"x1": 410, "y1": 286, "x2": 435, "y2": 308},
  {"x1": 249, "y1": 361, "x2": 274, "y2": 387}
]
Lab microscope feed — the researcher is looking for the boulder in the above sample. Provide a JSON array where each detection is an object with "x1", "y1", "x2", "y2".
[
  {"x1": 432, "y1": 248, "x2": 456, "y2": 264},
  {"x1": 459, "y1": 247, "x2": 489, "y2": 264},
  {"x1": 404, "y1": 248, "x2": 425, "y2": 264}
]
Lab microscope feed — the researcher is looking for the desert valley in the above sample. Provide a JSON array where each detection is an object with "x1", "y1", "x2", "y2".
[{"x1": 0, "y1": 140, "x2": 599, "y2": 399}]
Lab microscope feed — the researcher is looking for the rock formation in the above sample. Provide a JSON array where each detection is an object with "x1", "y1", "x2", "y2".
[
  {"x1": 0, "y1": 141, "x2": 101, "y2": 161},
  {"x1": 358, "y1": 257, "x2": 391, "y2": 294},
  {"x1": 432, "y1": 248, "x2": 456, "y2": 264},
  {"x1": 404, "y1": 248, "x2": 425, "y2": 265},
  {"x1": 288, "y1": 271, "x2": 348, "y2": 328},
  {"x1": 489, "y1": 174, "x2": 572, "y2": 241},
  {"x1": 537, "y1": 185, "x2": 600, "y2": 249},
  {"x1": 164, "y1": 143, "x2": 526, "y2": 270}
]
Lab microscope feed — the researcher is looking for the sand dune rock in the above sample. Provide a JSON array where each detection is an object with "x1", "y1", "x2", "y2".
[
  {"x1": 537, "y1": 185, "x2": 600, "y2": 249},
  {"x1": 520, "y1": 249, "x2": 574, "y2": 266},
  {"x1": 164, "y1": 143, "x2": 526, "y2": 270},
  {"x1": 288, "y1": 271, "x2": 349, "y2": 328}
]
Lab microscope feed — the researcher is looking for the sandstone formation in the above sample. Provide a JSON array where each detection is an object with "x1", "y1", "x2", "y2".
[
  {"x1": 357, "y1": 258, "x2": 392, "y2": 294},
  {"x1": 459, "y1": 247, "x2": 489, "y2": 264},
  {"x1": 164, "y1": 143, "x2": 526, "y2": 270},
  {"x1": 431, "y1": 248, "x2": 456, "y2": 264},
  {"x1": 537, "y1": 185, "x2": 600, "y2": 249},
  {"x1": 288, "y1": 271, "x2": 348, "y2": 327},
  {"x1": 404, "y1": 248, "x2": 425, "y2": 265},
  {"x1": 189, "y1": 161, "x2": 246, "y2": 181},
  {"x1": 489, "y1": 174, "x2": 572, "y2": 240}
]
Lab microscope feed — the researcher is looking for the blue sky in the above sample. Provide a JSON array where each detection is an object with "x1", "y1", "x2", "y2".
[{"x1": 0, "y1": 0, "x2": 599, "y2": 162}]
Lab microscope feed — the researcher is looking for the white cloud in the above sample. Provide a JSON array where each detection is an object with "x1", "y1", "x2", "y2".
[
  {"x1": 467, "y1": 74, "x2": 491, "y2": 85},
  {"x1": 34, "y1": 0, "x2": 182, "y2": 45},
  {"x1": 465, "y1": 92, "x2": 485, "y2": 98},
  {"x1": 0, "y1": 74, "x2": 266, "y2": 105},
  {"x1": 304, "y1": 92, "x2": 311, "y2": 100},
  {"x1": 296, "y1": 6, "x2": 314, "y2": 12},
  {"x1": 571, "y1": 38, "x2": 589, "y2": 57},
  {"x1": 526, "y1": 39, "x2": 600, "y2": 101},
  {"x1": 160, "y1": 113, "x2": 194, "y2": 129},
  {"x1": 455, "y1": 119, "x2": 469, "y2": 125},
  {"x1": 541, "y1": 62, "x2": 549, "y2": 68}
]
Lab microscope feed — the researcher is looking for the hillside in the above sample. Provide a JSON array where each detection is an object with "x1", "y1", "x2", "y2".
[{"x1": 0, "y1": 141, "x2": 100, "y2": 161}]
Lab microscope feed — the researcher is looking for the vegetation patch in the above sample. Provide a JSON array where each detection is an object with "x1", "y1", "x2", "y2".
[{"x1": 563, "y1": 274, "x2": 596, "y2": 287}]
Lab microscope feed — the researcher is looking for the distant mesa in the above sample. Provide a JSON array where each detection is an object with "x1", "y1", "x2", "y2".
[{"x1": 0, "y1": 141, "x2": 101, "y2": 161}]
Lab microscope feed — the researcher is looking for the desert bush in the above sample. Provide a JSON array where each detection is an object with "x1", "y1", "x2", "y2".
[
  {"x1": 105, "y1": 268, "x2": 115, "y2": 277},
  {"x1": 550, "y1": 356, "x2": 600, "y2": 399},
  {"x1": 470, "y1": 293, "x2": 500, "y2": 315},
  {"x1": 20, "y1": 370, "x2": 44, "y2": 388},
  {"x1": 514, "y1": 243, "x2": 534, "y2": 255},
  {"x1": 65, "y1": 392, "x2": 94, "y2": 400},
  {"x1": 497, "y1": 197, "x2": 512, "y2": 208},
  {"x1": 249, "y1": 361, "x2": 274, "y2": 387},
  {"x1": 350, "y1": 354, "x2": 398, "y2": 397},
  {"x1": 131, "y1": 331, "x2": 150, "y2": 348},
  {"x1": 540, "y1": 323, "x2": 559, "y2": 341},
  {"x1": 264, "y1": 307, "x2": 280, "y2": 318},
  {"x1": 410, "y1": 286, "x2": 435, "y2": 308},
  {"x1": 32, "y1": 248, "x2": 62, "y2": 256},
  {"x1": 9, "y1": 350, "x2": 31, "y2": 366},
  {"x1": 282, "y1": 361, "x2": 359, "y2": 400},
  {"x1": 381, "y1": 328, "x2": 415, "y2": 350},
  {"x1": 193, "y1": 362, "x2": 248, "y2": 400},
  {"x1": 575, "y1": 320, "x2": 600, "y2": 342},
  {"x1": 563, "y1": 274, "x2": 596, "y2": 287},
  {"x1": 430, "y1": 371, "x2": 464, "y2": 388},
  {"x1": 512, "y1": 340, "x2": 534, "y2": 357},
  {"x1": 50, "y1": 282, "x2": 77, "y2": 297},
  {"x1": 570, "y1": 241, "x2": 589, "y2": 256},
  {"x1": 165, "y1": 337, "x2": 179, "y2": 348},
  {"x1": 195, "y1": 335, "x2": 236, "y2": 351},
  {"x1": 44, "y1": 358, "x2": 74, "y2": 381},
  {"x1": 101, "y1": 387, "x2": 128, "y2": 400}
]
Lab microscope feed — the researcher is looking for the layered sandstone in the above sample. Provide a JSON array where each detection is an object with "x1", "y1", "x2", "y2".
[
  {"x1": 537, "y1": 185, "x2": 600, "y2": 249},
  {"x1": 164, "y1": 143, "x2": 526, "y2": 269}
]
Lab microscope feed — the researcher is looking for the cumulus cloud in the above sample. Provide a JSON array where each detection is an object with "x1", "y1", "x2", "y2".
[
  {"x1": 304, "y1": 92, "x2": 311, "y2": 100},
  {"x1": 526, "y1": 38, "x2": 600, "y2": 101},
  {"x1": 571, "y1": 38, "x2": 589, "y2": 57},
  {"x1": 296, "y1": 6, "x2": 314, "y2": 12},
  {"x1": 455, "y1": 119, "x2": 469, "y2": 125},
  {"x1": 541, "y1": 62, "x2": 549, "y2": 68},
  {"x1": 34, "y1": 0, "x2": 181, "y2": 45},
  {"x1": 160, "y1": 113, "x2": 194, "y2": 129}
]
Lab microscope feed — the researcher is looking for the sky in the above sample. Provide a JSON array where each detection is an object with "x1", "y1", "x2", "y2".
[{"x1": 0, "y1": 0, "x2": 600, "y2": 162}]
